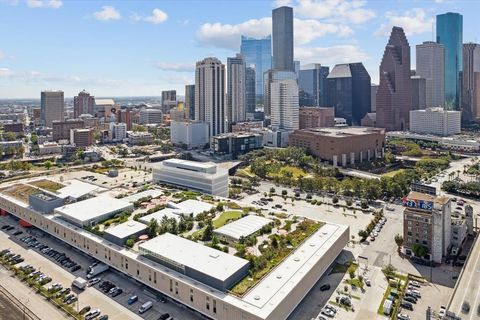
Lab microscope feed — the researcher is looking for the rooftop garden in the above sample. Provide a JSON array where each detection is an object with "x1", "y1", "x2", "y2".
[
  {"x1": 29, "y1": 179, "x2": 64, "y2": 192},
  {"x1": 1, "y1": 184, "x2": 40, "y2": 203}
]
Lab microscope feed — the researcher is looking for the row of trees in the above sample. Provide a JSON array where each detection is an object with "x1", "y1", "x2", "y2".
[{"x1": 147, "y1": 214, "x2": 195, "y2": 238}]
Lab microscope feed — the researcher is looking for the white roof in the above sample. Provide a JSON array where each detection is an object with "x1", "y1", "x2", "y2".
[
  {"x1": 95, "y1": 98, "x2": 115, "y2": 106},
  {"x1": 139, "y1": 208, "x2": 181, "y2": 224},
  {"x1": 166, "y1": 200, "x2": 214, "y2": 217},
  {"x1": 214, "y1": 215, "x2": 271, "y2": 240},
  {"x1": 104, "y1": 221, "x2": 147, "y2": 239},
  {"x1": 122, "y1": 189, "x2": 163, "y2": 203},
  {"x1": 139, "y1": 233, "x2": 249, "y2": 281},
  {"x1": 56, "y1": 180, "x2": 105, "y2": 200},
  {"x1": 55, "y1": 195, "x2": 133, "y2": 224}
]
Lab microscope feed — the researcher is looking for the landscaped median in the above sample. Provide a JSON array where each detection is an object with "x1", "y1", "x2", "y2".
[{"x1": 0, "y1": 254, "x2": 83, "y2": 320}]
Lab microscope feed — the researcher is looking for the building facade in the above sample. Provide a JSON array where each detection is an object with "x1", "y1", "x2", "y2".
[
  {"x1": 139, "y1": 109, "x2": 163, "y2": 125},
  {"x1": 411, "y1": 76, "x2": 427, "y2": 110},
  {"x1": 376, "y1": 27, "x2": 412, "y2": 131},
  {"x1": 326, "y1": 63, "x2": 371, "y2": 125},
  {"x1": 270, "y1": 76, "x2": 299, "y2": 131},
  {"x1": 289, "y1": 127, "x2": 386, "y2": 167},
  {"x1": 41, "y1": 91, "x2": 64, "y2": 127},
  {"x1": 272, "y1": 6, "x2": 294, "y2": 71},
  {"x1": 70, "y1": 128, "x2": 93, "y2": 148},
  {"x1": 299, "y1": 107, "x2": 335, "y2": 129},
  {"x1": 117, "y1": 109, "x2": 133, "y2": 130},
  {"x1": 416, "y1": 41, "x2": 445, "y2": 108},
  {"x1": 73, "y1": 90, "x2": 95, "y2": 118},
  {"x1": 240, "y1": 35, "x2": 272, "y2": 101},
  {"x1": 245, "y1": 67, "x2": 256, "y2": 117},
  {"x1": 109, "y1": 122, "x2": 127, "y2": 141},
  {"x1": 211, "y1": 132, "x2": 263, "y2": 159},
  {"x1": 185, "y1": 84, "x2": 195, "y2": 120},
  {"x1": 409, "y1": 107, "x2": 461, "y2": 136},
  {"x1": 462, "y1": 43, "x2": 480, "y2": 121},
  {"x1": 436, "y1": 12, "x2": 463, "y2": 109},
  {"x1": 299, "y1": 64, "x2": 329, "y2": 107},
  {"x1": 161, "y1": 90, "x2": 177, "y2": 114},
  {"x1": 402, "y1": 191, "x2": 451, "y2": 263},
  {"x1": 195, "y1": 57, "x2": 226, "y2": 137},
  {"x1": 170, "y1": 121, "x2": 209, "y2": 149},
  {"x1": 52, "y1": 119, "x2": 84, "y2": 142},
  {"x1": 153, "y1": 159, "x2": 229, "y2": 197},
  {"x1": 227, "y1": 54, "x2": 246, "y2": 126}
]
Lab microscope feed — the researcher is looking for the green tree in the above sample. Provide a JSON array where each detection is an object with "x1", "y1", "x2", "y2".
[
  {"x1": 202, "y1": 219, "x2": 213, "y2": 241},
  {"x1": 125, "y1": 238, "x2": 135, "y2": 248},
  {"x1": 411, "y1": 243, "x2": 429, "y2": 258},
  {"x1": 281, "y1": 190, "x2": 288, "y2": 196},
  {"x1": 394, "y1": 234, "x2": 403, "y2": 253},
  {"x1": 332, "y1": 196, "x2": 339, "y2": 204},
  {"x1": 147, "y1": 219, "x2": 159, "y2": 238},
  {"x1": 44, "y1": 160, "x2": 53, "y2": 170},
  {"x1": 382, "y1": 264, "x2": 396, "y2": 278}
]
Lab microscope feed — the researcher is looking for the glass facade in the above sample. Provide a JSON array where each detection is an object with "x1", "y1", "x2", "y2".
[
  {"x1": 299, "y1": 64, "x2": 329, "y2": 107},
  {"x1": 245, "y1": 67, "x2": 256, "y2": 115},
  {"x1": 436, "y1": 12, "x2": 463, "y2": 109},
  {"x1": 240, "y1": 35, "x2": 272, "y2": 100}
]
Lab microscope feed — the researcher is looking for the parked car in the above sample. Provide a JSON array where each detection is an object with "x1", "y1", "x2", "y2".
[
  {"x1": 364, "y1": 277, "x2": 371, "y2": 286},
  {"x1": 401, "y1": 301, "x2": 413, "y2": 311},
  {"x1": 128, "y1": 295, "x2": 138, "y2": 305},
  {"x1": 112, "y1": 288, "x2": 123, "y2": 297},
  {"x1": 462, "y1": 301, "x2": 471, "y2": 314},
  {"x1": 319, "y1": 284, "x2": 331, "y2": 291},
  {"x1": 158, "y1": 313, "x2": 170, "y2": 320}
]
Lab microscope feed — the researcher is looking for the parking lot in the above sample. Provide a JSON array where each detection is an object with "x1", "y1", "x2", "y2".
[{"x1": 0, "y1": 215, "x2": 203, "y2": 320}]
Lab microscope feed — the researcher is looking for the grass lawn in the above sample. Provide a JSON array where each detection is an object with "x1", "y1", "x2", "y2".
[
  {"x1": 382, "y1": 169, "x2": 405, "y2": 178},
  {"x1": 268, "y1": 165, "x2": 306, "y2": 179},
  {"x1": 213, "y1": 211, "x2": 243, "y2": 228},
  {"x1": 330, "y1": 261, "x2": 358, "y2": 275},
  {"x1": 30, "y1": 179, "x2": 64, "y2": 192},
  {"x1": 344, "y1": 278, "x2": 364, "y2": 289},
  {"x1": 237, "y1": 167, "x2": 255, "y2": 178}
]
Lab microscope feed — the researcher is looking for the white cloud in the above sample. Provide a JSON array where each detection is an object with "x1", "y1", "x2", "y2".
[
  {"x1": 275, "y1": 0, "x2": 293, "y2": 6},
  {"x1": 196, "y1": 17, "x2": 352, "y2": 50},
  {"x1": 27, "y1": 0, "x2": 62, "y2": 9},
  {"x1": 290, "y1": 0, "x2": 376, "y2": 24},
  {"x1": 144, "y1": 8, "x2": 168, "y2": 24},
  {"x1": 154, "y1": 62, "x2": 194, "y2": 72},
  {"x1": 295, "y1": 45, "x2": 369, "y2": 65},
  {"x1": 375, "y1": 8, "x2": 434, "y2": 37},
  {"x1": 0, "y1": 68, "x2": 14, "y2": 77},
  {"x1": 94, "y1": 6, "x2": 121, "y2": 21},
  {"x1": 130, "y1": 12, "x2": 142, "y2": 22}
]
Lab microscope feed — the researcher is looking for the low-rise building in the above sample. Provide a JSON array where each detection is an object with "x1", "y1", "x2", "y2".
[
  {"x1": 3, "y1": 123, "x2": 24, "y2": 133},
  {"x1": 109, "y1": 122, "x2": 127, "y2": 142},
  {"x1": 70, "y1": 128, "x2": 93, "y2": 147},
  {"x1": 289, "y1": 127, "x2": 386, "y2": 167},
  {"x1": 52, "y1": 119, "x2": 84, "y2": 141},
  {"x1": 211, "y1": 132, "x2": 263, "y2": 159},
  {"x1": 170, "y1": 121, "x2": 209, "y2": 149},
  {"x1": 38, "y1": 142, "x2": 62, "y2": 155},
  {"x1": 253, "y1": 128, "x2": 290, "y2": 148},
  {"x1": 386, "y1": 131, "x2": 480, "y2": 152},
  {"x1": 409, "y1": 107, "x2": 461, "y2": 136},
  {"x1": 128, "y1": 132, "x2": 153, "y2": 145},
  {"x1": 299, "y1": 107, "x2": 334, "y2": 129},
  {"x1": 231, "y1": 121, "x2": 264, "y2": 133},
  {"x1": 402, "y1": 189, "x2": 451, "y2": 263},
  {"x1": 152, "y1": 159, "x2": 228, "y2": 197},
  {"x1": 214, "y1": 215, "x2": 272, "y2": 242},
  {"x1": 104, "y1": 221, "x2": 148, "y2": 246}
]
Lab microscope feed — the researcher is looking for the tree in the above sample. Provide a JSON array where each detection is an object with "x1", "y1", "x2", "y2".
[
  {"x1": 358, "y1": 230, "x2": 368, "y2": 240},
  {"x1": 332, "y1": 196, "x2": 339, "y2": 204},
  {"x1": 125, "y1": 238, "x2": 135, "y2": 248},
  {"x1": 147, "y1": 219, "x2": 159, "y2": 238},
  {"x1": 269, "y1": 187, "x2": 276, "y2": 194},
  {"x1": 44, "y1": 160, "x2": 53, "y2": 170},
  {"x1": 202, "y1": 220, "x2": 213, "y2": 241},
  {"x1": 281, "y1": 190, "x2": 288, "y2": 196},
  {"x1": 411, "y1": 243, "x2": 429, "y2": 258},
  {"x1": 394, "y1": 234, "x2": 403, "y2": 253},
  {"x1": 382, "y1": 264, "x2": 396, "y2": 278}
]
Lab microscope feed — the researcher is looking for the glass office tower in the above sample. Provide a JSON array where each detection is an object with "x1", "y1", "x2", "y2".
[
  {"x1": 240, "y1": 35, "x2": 272, "y2": 103},
  {"x1": 436, "y1": 12, "x2": 463, "y2": 110},
  {"x1": 299, "y1": 64, "x2": 330, "y2": 106}
]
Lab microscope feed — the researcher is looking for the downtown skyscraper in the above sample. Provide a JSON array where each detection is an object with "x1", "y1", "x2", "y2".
[
  {"x1": 227, "y1": 54, "x2": 246, "y2": 125},
  {"x1": 416, "y1": 41, "x2": 445, "y2": 108},
  {"x1": 195, "y1": 57, "x2": 226, "y2": 137},
  {"x1": 299, "y1": 64, "x2": 330, "y2": 107},
  {"x1": 376, "y1": 27, "x2": 412, "y2": 131},
  {"x1": 272, "y1": 6, "x2": 294, "y2": 72},
  {"x1": 462, "y1": 43, "x2": 480, "y2": 120},
  {"x1": 185, "y1": 84, "x2": 195, "y2": 120},
  {"x1": 240, "y1": 35, "x2": 271, "y2": 102},
  {"x1": 437, "y1": 12, "x2": 463, "y2": 109},
  {"x1": 73, "y1": 90, "x2": 95, "y2": 118},
  {"x1": 41, "y1": 90, "x2": 64, "y2": 127}
]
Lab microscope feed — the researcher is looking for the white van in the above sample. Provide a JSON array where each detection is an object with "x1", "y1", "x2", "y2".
[{"x1": 139, "y1": 301, "x2": 153, "y2": 314}]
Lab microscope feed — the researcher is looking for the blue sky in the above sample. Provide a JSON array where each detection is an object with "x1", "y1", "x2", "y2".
[{"x1": 0, "y1": 0, "x2": 477, "y2": 98}]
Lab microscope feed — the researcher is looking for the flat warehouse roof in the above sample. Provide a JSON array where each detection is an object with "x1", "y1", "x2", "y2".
[
  {"x1": 55, "y1": 195, "x2": 133, "y2": 223},
  {"x1": 139, "y1": 233, "x2": 249, "y2": 282},
  {"x1": 214, "y1": 215, "x2": 272, "y2": 240},
  {"x1": 56, "y1": 180, "x2": 105, "y2": 199},
  {"x1": 122, "y1": 189, "x2": 163, "y2": 203},
  {"x1": 138, "y1": 208, "x2": 181, "y2": 224},
  {"x1": 104, "y1": 221, "x2": 147, "y2": 239},
  {"x1": 166, "y1": 200, "x2": 214, "y2": 217}
]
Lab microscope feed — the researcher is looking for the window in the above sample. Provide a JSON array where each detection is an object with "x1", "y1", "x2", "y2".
[
  {"x1": 137, "y1": 269, "x2": 139, "y2": 276},
  {"x1": 169, "y1": 279, "x2": 173, "y2": 292},
  {"x1": 154, "y1": 272, "x2": 157, "y2": 284},
  {"x1": 190, "y1": 289, "x2": 193, "y2": 302},
  {"x1": 206, "y1": 297, "x2": 210, "y2": 310},
  {"x1": 213, "y1": 299, "x2": 217, "y2": 313}
]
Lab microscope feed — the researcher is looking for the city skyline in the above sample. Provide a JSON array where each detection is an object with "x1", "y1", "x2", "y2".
[{"x1": 0, "y1": 0, "x2": 479, "y2": 98}]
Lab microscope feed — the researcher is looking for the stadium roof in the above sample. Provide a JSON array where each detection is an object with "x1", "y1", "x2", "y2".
[
  {"x1": 104, "y1": 221, "x2": 147, "y2": 239},
  {"x1": 55, "y1": 195, "x2": 133, "y2": 224},
  {"x1": 214, "y1": 215, "x2": 271, "y2": 240},
  {"x1": 139, "y1": 233, "x2": 249, "y2": 282}
]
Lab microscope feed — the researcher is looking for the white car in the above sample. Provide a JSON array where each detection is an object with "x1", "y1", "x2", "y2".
[
  {"x1": 321, "y1": 308, "x2": 335, "y2": 318},
  {"x1": 410, "y1": 280, "x2": 421, "y2": 288}
]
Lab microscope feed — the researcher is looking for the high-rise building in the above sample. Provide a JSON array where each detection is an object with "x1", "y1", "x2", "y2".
[
  {"x1": 411, "y1": 76, "x2": 427, "y2": 110},
  {"x1": 437, "y1": 12, "x2": 463, "y2": 109},
  {"x1": 109, "y1": 122, "x2": 127, "y2": 141},
  {"x1": 376, "y1": 27, "x2": 412, "y2": 131},
  {"x1": 462, "y1": 43, "x2": 480, "y2": 121},
  {"x1": 299, "y1": 107, "x2": 335, "y2": 129},
  {"x1": 73, "y1": 90, "x2": 95, "y2": 118},
  {"x1": 416, "y1": 41, "x2": 445, "y2": 108},
  {"x1": 41, "y1": 91, "x2": 64, "y2": 127},
  {"x1": 139, "y1": 109, "x2": 163, "y2": 125},
  {"x1": 272, "y1": 6, "x2": 294, "y2": 71},
  {"x1": 70, "y1": 128, "x2": 93, "y2": 148},
  {"x1": 270, "y1": 78, "x2": 299, "y2": 131},
  {"x1": 52, "y1": 119, "x2": 84, "y2": 141},
  {"x1": 370, "y1": 85, "x2": 378, "y2": 112},
  {"x1": 161, "y1": 90, "x2": 177, "y2": 114},
  {"x1": 245, "y1": 66, "x2": 256, "y2": 117},
  {"x1": 299, "y1": 64, "x2": 330, "y2": 107},
  {"x1": 227, "y1": 54, "x2": 246, "y2": 126},
  {"x1": 117, "y1": 109, "x2": 133, "y2": 130},
  {"x1": 195, "y1": 57, "x2": 226, "y2": 137},
  {"x1": 326, "y1": 63, "x2": 371, "y2": 125},
  {"x1": 185, "y1": 84, "x2": 195, "y2": 120},
  {"x1": 410, "y1": 107, "x2": 461, "y2": 136},
  {"x1": 240, "y1": 36, "x2": 272, "y2": 101}
]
